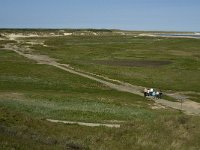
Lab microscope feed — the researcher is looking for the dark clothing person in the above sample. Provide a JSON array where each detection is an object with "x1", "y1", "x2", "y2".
[
  {"x1": 144, "y1": 88, "x2": 148, "y2": 97},
  {"x1": 156, "y1": 91, "x2": 159, "y2": 99},
  {"x1": 159, "y1": 90, "x2": 162, "y2": 99}
]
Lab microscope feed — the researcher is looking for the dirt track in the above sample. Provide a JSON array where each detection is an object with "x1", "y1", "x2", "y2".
[
  {"x1": 46, "y1": 119, "x2": 120, "y2": 128},
  {"x1": 3, "y1": 43, "x2": 200, "y2": 116}
]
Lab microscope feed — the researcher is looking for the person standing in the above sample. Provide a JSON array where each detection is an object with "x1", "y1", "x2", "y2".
[
  {"x1": 159, "y1": 89, "x2": 162, "y2": 99},
  {"x1": 150, "y1": 88, "x2": 153, "y2": 96},
  {"x1": 144, "y1": 88, "x2": 148, "y2": 97},
  {"x1": 156, "y1": 91, "x2": 160, "y2": 99},
  {"x1": 147, "y1": 89, "x2": 150, "y2": 96},
  {"x1": 152, "y1": 91, "x2": 156, "y2": 98}
]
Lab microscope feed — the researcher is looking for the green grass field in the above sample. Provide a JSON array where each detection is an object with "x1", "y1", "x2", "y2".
[
  {"x1": 0, "y1": 30, "x2": 200, "y2": 149},
  {"x1": 30, "y1": 35, "x2": 200, "y2": 92}
]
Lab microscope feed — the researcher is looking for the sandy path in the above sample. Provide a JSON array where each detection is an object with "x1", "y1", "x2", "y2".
[
  {"x1": 3, "y1": 44, "x2": 200, "y2": 115},
  {"x1": 46, "y1": 119, "x2": 120, "y2": 128}
]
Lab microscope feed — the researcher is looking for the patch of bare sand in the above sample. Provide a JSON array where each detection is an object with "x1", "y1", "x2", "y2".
[
  {"x1": 150, "y1": 103, "x2": 166, "y2": 109},
  {"x1": 0, "y1": 92, "x2": 25, "y2": 100},
  {"x1": 6, "y1": 33, "x2": 39, "y2": 40},
  {"x1": 47, "y1": 119, "x2": 121, "y2": 128}
]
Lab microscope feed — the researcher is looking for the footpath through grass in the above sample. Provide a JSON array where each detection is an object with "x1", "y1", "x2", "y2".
[
  {"x1": 0, "y1": 49, "x2": 199, "y2": 149},
  {"x1": 29, "y1": 35, "x2": 200, "y2": 92},
  {"x1": 0, "y1": 31, "x2": 200, "y2": 149}
]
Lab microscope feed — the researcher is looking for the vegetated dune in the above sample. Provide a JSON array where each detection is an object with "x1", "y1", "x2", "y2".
[{"x1": 1, "y1": 30, "x2": 200, "y2": 149}]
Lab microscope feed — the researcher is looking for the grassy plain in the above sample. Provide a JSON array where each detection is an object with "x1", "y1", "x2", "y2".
[
  {"x1": 0, "y1": 30, "x2": 200, "y2": 149},
  {"x1": 30, "y1": 35, "x2": 200, "y2": 92}
]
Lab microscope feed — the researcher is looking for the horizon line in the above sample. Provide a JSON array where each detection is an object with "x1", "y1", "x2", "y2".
[{"x1": 0, "y1": 27, "x2": 199, "y2": 33}]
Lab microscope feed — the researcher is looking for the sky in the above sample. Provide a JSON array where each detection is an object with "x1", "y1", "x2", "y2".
[{"x1": 0, "y1": 0, "x2": 200, "y2": 31}]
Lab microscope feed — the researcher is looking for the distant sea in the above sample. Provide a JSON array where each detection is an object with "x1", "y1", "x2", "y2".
[{"x1": 158, "y1": 33, "x2": 200, "y2": 39}]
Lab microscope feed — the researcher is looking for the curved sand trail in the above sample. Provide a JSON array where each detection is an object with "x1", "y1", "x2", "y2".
[
  {"x1": 46, "y1": 119, "x2": 120, "y2": 128},
  {"x1": 3, "y1": 44, "x2": 200, "y2": 116}
]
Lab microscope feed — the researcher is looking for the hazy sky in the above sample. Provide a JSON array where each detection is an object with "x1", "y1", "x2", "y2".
[{"x1": 0, "y1": 0, "x2": 199, "y2": 31}]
